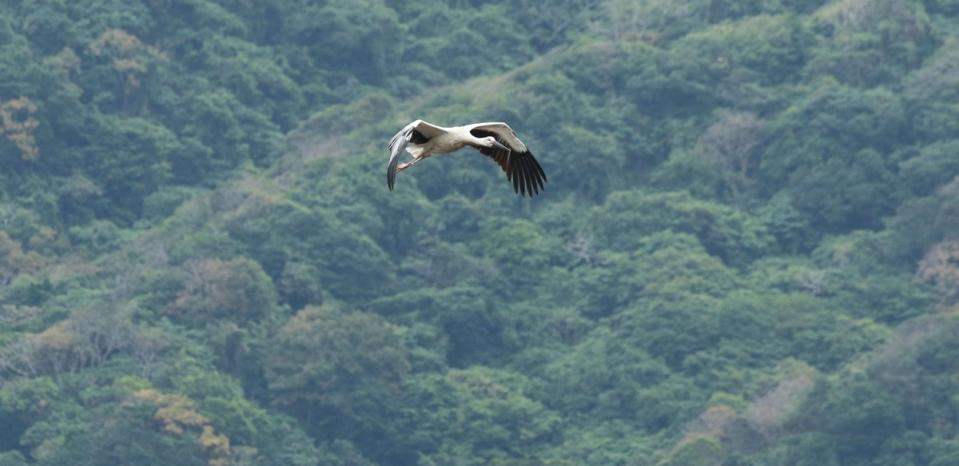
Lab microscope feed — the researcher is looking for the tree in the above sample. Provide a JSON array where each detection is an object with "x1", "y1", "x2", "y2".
[
  {"x1": 397, "y1": 368, "x2": 559, "y2": 466},
  {"x1": 887, "y1": 178, "x2": 959, "y2": 261},
  {"x1": 816, "y1": 377, "x2": 905, "y2": 463},
  {"x1": 806, "y1": 0, "x2": 933, "y2": 86},
  {"x1": 265, "y1": 306, "x2": 411, "y2": 448},
  {"x1": 661, "y1": 435, "x2": 724, "y2": 466},
  {"x1": 84, "y1": 114, "x2": 175, "y2": 222},
  {"x1": 696, "y1": 111, "x2": 767, "y2": 202},
  {"x1": 0, "y1": 230, "x2": 41, "y2": 287},
  {"x1": 85, "y1": 29, "x2": 167, "y2": 113},
  {"x1": 899, "y1": 140, "x2": 959, "y2": 196},
  {"x1": 591, "y1": 190, "x2": 771, "y2": 266},
  {"x1": 917, "y1": 240, "x2": 959, "y2": 306},
  {"x1": 170, "y1": 257, "x2": 277, "y2": 324},
  {"x1": 0, "y1": 97, "x2": 39, "y2": 160},
  {"x1": 760, "y1": 84, "x2": 907, "y2": 193},
  {"x1": 789, "y1": 148, "x2": 900, "y2": 231}
]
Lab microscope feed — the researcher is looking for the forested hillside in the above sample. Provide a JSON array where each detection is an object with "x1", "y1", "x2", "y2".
[{"x1": 2, "y1": 0, "x2": 959, "y2": 464}]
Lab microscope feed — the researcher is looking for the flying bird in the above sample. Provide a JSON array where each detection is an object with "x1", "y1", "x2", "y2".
[{"x1": 387, "y1": 119, "x2": 547, "y2": 196}]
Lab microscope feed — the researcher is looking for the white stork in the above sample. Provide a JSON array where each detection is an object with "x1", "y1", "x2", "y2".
[{"x1": 387, "y1": 119, "x2": 547, "y2": 196}]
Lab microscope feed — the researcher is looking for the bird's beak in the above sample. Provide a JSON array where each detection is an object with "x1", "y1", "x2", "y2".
[{"x1": 491, "y1": 140, "x2": 510, "y2": 152}]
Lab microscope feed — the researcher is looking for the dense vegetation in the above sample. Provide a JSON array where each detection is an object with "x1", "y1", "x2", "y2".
[{"x1": 2, "y1": 0, "x2": 959, "y2": 464}]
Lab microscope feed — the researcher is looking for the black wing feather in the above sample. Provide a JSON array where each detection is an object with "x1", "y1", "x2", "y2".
[
  {"x1": 470, "y1": 129, "x2": 547, "y2": 197},
  {"x1": 529, "y1": 154, "x2": 546, "y2": 191},
  {"x1": 519, "y1": 157, "x2": 533, "y2": 196}
]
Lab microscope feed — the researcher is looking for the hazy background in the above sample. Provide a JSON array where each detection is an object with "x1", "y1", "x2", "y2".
[{"x1": 1, "y1": 0, "x2": 959, "y2": 465}]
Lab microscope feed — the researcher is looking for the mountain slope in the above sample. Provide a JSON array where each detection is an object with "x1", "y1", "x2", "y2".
[{"x1": 2, "y1": 0, "x2": 959, "y2": 465}]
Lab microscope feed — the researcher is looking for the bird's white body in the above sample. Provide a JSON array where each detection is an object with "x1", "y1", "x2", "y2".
[
  {"x1": 387, "y1": 119, "x2": 546, "y2": 196},
  {"x1": 407, "y1": 125, "x2": 476, "y2": 158}
]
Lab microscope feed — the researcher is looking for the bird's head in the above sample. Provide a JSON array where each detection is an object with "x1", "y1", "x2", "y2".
[{"x1": 483, "y1": 137, "x2": 510, "y2": 151}]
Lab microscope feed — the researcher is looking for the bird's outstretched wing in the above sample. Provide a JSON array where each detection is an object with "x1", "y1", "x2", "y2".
[
  {"x1": 387, "y1": 119, "x2": 445, "y2": 191},
  {"x1": 467, "y1": 122, "x2": 547, "y2": 197}
]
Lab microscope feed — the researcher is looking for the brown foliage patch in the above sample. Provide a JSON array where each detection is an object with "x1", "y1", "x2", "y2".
[{"x1": 0, "y1": 97, "x2": 40, "y2": 160}]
